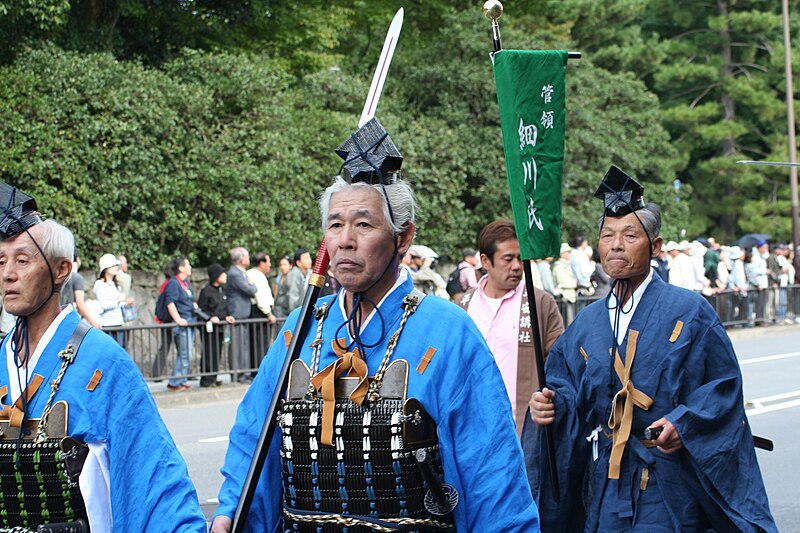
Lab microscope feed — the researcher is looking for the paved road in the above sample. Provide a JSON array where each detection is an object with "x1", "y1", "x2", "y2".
[
  {"x1": 731, "y1": 326, "x2": 800, "y2": 531},
  {"x1": 158, "y1": 325, "x2": 800, "y2": 527}
]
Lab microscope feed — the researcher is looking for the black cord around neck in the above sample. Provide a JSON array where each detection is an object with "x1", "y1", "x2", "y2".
[{"x1": 606, "y1": 277, "x2": 634, "y2": 396}]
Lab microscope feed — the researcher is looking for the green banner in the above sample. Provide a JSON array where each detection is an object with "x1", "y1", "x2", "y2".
[{"x1": 493, "y1": 50, "x2": 567, "y2": 261}]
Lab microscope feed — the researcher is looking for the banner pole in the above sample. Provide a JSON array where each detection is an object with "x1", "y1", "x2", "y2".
[{"x1": 522, "y1": 261, "x2": 560, "y2": 502}]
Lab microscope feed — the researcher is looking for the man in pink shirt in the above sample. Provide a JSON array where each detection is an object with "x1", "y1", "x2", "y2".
[{"x1": 458, "y1": 220, "x2": 564, "y2": 435}]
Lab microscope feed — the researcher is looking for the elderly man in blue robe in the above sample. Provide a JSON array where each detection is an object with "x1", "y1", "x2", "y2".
[
  {"x1": 0, "y1": 183, "x2": 206, "y2": 531},
  {"x1": 211, "y1": 119, "x2": 539, "y2": 532},
  {"x1": 529, "y1": 166, "x2": 777, "y2": 532}
]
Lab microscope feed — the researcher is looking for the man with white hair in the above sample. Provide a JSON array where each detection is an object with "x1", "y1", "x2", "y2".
[
  {"x1": 227, "y1": 247, "x2": 257, "y2": 382},
  {"x1": 0, "y1": 183, "x2": 205, "y2": 531},
  {"x1": 212, "y1": 119, "x2": 538, "y2": 532}
]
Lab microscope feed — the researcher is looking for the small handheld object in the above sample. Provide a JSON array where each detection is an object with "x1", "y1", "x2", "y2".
[{"x1": 644, "y1": 426, "x2": 663, "y2": 441}]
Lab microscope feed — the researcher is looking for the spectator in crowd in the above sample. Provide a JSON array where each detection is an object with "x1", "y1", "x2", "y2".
[
  {"x1": 408, "y1": 244, "x2": 448, "y2": 297},
  {"x1": 165, "y1": 256, "x2": 198, "y2": 391},
  {"x1": 247, "y1": 252, "x2": 277, "y2": 368},
  {"x1": 226, "y1": 247, "x2": 257, "y2": 382},
  {"x1": 570, "y1": 236, "x2": 595, "y2": 296},
  {"x1": 94, "y1": 253, "x2": 132, "y2": 347},
  {"x1": 272, "y1": 255, "x2": 292, "y2": 313},
  {"x1": 198, "y1": 263, "x2": 234, "y2": 387},
  {"x1": 772, "y1": 244, "x2": 791, "y2": 323},
  {"x1": 537, "y1": 257, "x2": 559, "y2": 298},
  {"x1": 727, "y1": 246, "x2": 749, "y2": 324},
  {"x1": 669, "y1": 240, "x2": 695, "y2": 290},
  {"x1": 552, "y1": 242, "x2": 577, "y2": 323},
  {"x1": 690, "y1": 241, "x2": 712, "y2": 294},
  {"x1": 70, "y1": 248, "x2": 101, "y2": 327},
  {"x1": 765, "y1": 243, "x2": 783, "y2": 323},
  {"x1": 743, "y1": 247, "x2": 761, "y2": 326},
  {"x1": 703, "y1": 237, "x2": 720, "y2": 287},
  {"x1": 116, "y1": 254, "x2": 132, "y2": 296},
  {"x1": 152, "y1": 257, "x2": 179, "y2": 379},
  {"x1": 664, "y1": 239, "x2": 679, "y2": 268},
  {"x1": 715, "y1": 246, "x2": 731, "y2": 292},
  {"x1": 456, "y1": 247, "x2": 480, "y2": 294},
  {"x1": 284, "y1": 248, "x2": 312, "y2": 314},
  {"x1": 728, "y1": 246, "x2": 747, "y2": 293},
  {"x1": 749, "y1": 240, "x2": 769, "y2": 325},
  {"x1": 116, "y1": 254, "x2": 135, "y2": 324}
]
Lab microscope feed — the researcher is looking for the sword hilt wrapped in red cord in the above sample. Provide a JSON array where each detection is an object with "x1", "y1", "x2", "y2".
[{"x1": 309, "y1": 240, "x2": 330, "y2": 288}]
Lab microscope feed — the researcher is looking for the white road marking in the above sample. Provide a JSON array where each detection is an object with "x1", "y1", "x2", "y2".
[
  {"x1": 207, "y1": 498, "x2": 219, "y2": 503},
  {"x1": 747, "y1": 390, "x2": 800, "y2": 405},
  {"x1": 199, "y1": 436, "x2": 230, "y2": 443},
  {"x1": 739, "y1": 351, "x2": 800, "y2": 365},
  {"x1": 746, "y1": 398, "x2": 800, "y2": 417}
]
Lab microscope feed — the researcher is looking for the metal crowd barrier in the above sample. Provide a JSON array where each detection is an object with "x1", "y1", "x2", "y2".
[
  {"x1": 105, "y1": 317, "x2": 287, "y2": 383},
  {"x1": 110, "y1": 285, "x2": 800, "y2": 382}
]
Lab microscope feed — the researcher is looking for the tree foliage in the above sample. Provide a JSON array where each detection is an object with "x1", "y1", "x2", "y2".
[
  {"x1": 0, "y1": 1, "x2": 796, "y2": 272},
  {"x1": 558, "y1": 0, "x2": 799, "y2": 242}
]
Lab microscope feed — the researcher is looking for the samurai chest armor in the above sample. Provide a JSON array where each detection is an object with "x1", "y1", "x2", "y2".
[{"x1": 279, "y1": 293, "x2": 456, "y2": 532}]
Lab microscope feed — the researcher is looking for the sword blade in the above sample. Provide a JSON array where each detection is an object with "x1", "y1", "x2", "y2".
[
  {"x1": 738, "y1": 160, "x2": 800, "y2": 167},
  {"x1": 358, "y1": 8, "x2": 404, "y2": 127}
]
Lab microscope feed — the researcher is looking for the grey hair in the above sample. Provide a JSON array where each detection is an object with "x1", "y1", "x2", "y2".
[
  {"x1": 230, "y1": 246, "x2": 249, "y2": 265},
  {"x1": 37, "y1": 219, "x2": 75, "y2": 262},
  {"x1": 598, "y1": 203, "x2": 661, "y2": 241},
  {"x1": 319, "y1": 176, "x2": 417, "y2": 235}
]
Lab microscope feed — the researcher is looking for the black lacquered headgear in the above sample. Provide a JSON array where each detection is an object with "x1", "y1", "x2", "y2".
[
  {"x1": 336, "y1": 117, "x2": 403, "y2": 185},
  {"x1": 593, "y1": 165, "x2": 645, "y2": 218},
  {"x1": 0, "y1": 182, "x2": 42, "y2": 239}
]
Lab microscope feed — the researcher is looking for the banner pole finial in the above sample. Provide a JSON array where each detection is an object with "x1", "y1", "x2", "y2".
[{"x1": 482, "y1": 0, "x2": 503, "y2": 52}]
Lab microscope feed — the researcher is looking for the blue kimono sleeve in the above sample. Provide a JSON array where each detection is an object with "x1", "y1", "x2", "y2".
[
  {"x1": 436, "y1": 361, "x2": 540, "y2": 532},
  {"x1": 103, "y1": 360, "x2": 206, "y2": 531},
  {"x1": 666, "y1": 322, "x2": 777, "y2": 532}
]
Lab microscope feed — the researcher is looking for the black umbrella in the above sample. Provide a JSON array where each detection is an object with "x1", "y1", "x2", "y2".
[{"x1": 734, "y1": 233, "x2": 771, "y2": 249}]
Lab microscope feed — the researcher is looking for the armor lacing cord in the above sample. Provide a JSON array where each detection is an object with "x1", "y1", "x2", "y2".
[{"x1": 606, "y1": 329, "x2": 652, "y2": 479}]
